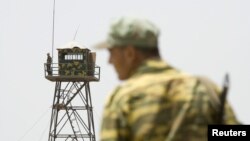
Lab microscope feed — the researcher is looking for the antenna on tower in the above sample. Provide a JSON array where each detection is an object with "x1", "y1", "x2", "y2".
[
  {"x1": 51, "y1": 0, "x2": 56, "y2": 61},
  {"x1": 73, "y1": 24, "x2": 81, "y2": 41}
]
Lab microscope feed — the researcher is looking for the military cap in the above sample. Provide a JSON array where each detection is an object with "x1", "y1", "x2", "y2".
[{"x1": 96, "y1": 16, "x2": 160, "y2": 49}]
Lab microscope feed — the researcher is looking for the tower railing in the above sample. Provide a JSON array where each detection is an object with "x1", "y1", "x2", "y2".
[{"x1": 44, "y1": 63, "x2": 100, "y2": 82}]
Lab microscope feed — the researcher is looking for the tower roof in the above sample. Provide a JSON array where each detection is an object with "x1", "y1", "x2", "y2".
[{"x1": 57, "y1": 41, "x2": 89, "y2": 50}]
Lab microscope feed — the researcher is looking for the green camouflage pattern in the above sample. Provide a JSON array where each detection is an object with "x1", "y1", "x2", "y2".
[
  {"x1": 57, "y1": 47, "x2": 95, "y2": 76},
  {"x1": 100, "y1": 58, "x2": 239, "y2": 141},
  {"x1": 99, "y1": 16, "x2": 159, "y2": 49}
]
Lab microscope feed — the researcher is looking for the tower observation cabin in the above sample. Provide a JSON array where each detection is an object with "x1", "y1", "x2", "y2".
[
  {"x1": 45, "y1": 41, "x2": 100, "y2": 82},
  {"x1": 44, "y1": 41, "x2": 100, "y2": 141}
]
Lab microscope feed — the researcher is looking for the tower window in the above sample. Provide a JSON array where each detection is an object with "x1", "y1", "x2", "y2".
[{"x1": 64, "y1": 53, "x2": 84, "y2": 61}]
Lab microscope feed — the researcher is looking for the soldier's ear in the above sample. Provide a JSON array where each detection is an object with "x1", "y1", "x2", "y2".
[{"x1": 124, "y1": 45, "x2": 136, "y2": 63}]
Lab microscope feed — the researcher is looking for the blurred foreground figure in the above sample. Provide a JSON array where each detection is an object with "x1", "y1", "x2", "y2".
[{"x1": 96, "y1": 17, "x2": 240, "y2": 141}]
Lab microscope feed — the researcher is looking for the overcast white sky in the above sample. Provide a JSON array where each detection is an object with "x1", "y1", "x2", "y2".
[{"x1": 0, "y1": 0, "x2": 250, "y2": 141}]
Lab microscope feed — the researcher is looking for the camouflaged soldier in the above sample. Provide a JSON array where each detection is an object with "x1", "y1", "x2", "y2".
[
  {"x1": 47, "y1": 53, "x2": 52, "y2": 75},
  {"x1": 96, "y1": 17, "x2": 239, "y2": 141}
]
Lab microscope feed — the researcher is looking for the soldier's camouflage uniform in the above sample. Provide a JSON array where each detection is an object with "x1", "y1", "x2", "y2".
[
  {"x1": 99, "y1": 16, "x2": 239, "y2": 141},
  {"x1": 100, "y1": 58, "x2": 239, "y2": 141}
]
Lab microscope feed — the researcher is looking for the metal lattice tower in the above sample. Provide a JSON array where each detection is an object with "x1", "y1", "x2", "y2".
[{"x1": 44, "y1": 43, "x2": 100, "y2": 141}]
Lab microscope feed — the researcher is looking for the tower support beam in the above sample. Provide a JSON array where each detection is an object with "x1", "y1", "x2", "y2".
[{"x1": 48, "y1": 81, "x2": 96, "y2": 141}]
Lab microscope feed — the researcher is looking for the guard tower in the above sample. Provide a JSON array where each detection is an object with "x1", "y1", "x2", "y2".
[{"x1": 44, "y1": 41, "x2": 100, "y2": 141}]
